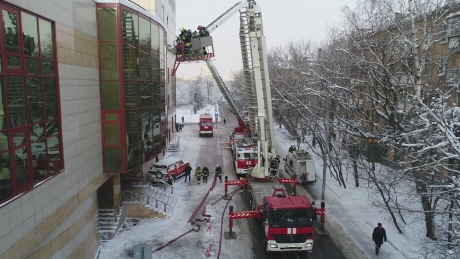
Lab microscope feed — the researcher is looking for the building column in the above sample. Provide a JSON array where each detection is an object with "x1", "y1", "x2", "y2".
[{"x1": 113, "y1": 174, "x2": 121, "y2": 205}]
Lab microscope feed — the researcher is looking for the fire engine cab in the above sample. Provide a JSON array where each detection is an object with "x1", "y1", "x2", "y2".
[{"x1": 230, "y1": 135, "x2": 257, "y2": 177}]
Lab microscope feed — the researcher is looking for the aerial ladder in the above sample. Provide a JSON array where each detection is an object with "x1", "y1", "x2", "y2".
[{"x1": 173, "y1": 0, "x2": 278, "y2": 180}]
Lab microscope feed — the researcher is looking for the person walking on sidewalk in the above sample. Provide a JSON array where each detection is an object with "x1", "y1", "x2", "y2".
[
  {"x1": 184, "y1": 164, "x2": 192, "y2": 182},
  {"x1": 181, "y1": 116, "x2": 184, "y2": 123},
  {"x1": 372, "y1": 223, "x2": 387, "y2": 255},
  {"x1": 195, "y1": 165, "x2": 202, "y2": 185},
  {"x1": 215, "y1": 164, "x2": 222, "y2": 183},
  {"x1": 202, "y1": 165, "x2": 210, "y2": 184}
]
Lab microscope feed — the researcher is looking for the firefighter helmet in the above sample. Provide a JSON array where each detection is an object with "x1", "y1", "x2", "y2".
[
  {"x1": 179, "y1": 26, "x2": 184, "y2": 32},
  {"x1": 217, "y1": 164, "x2": 220, "y2": 167},
  {"x1": 197, "y1": 25, "x2": 202, "y2": 30}
]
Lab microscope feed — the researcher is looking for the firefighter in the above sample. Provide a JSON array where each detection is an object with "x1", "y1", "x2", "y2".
[
  {"x1": 215, "y1": 164, "x2": 223, "y2": 183},
  {"x1": 269, "y1": 155, "x2": 280, "y2": 176},
  {"x1": 195, "y1": 165, "x2": 202, "y2": 185},
  {"x1": 202, "y1": 165, "x2": 210, "y2": 184}
]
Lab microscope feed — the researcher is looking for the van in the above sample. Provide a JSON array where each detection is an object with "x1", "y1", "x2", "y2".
[{"x1": 284, "y1": 150, "x2": 317, "y2": 183}]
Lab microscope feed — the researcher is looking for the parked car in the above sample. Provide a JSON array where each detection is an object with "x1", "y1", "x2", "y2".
[{"x1": 148, "y1": 156, "x2": 189, "y2": 184}]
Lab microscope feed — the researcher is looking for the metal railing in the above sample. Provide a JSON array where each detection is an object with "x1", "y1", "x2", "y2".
[{"x1": 113, "y1": 189, "x2": 170, "y2": 223}]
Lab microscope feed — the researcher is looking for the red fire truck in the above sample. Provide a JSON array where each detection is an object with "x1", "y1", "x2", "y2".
[
  {"x1": 225, "y1": 178, "x2": 324, "y2": 252},
  {"x1": 199, "y1": 114, "x2": 213, "y2": 137},
  {"x1": 230, "y1": 135, "x2": 257, "y2": 177}
]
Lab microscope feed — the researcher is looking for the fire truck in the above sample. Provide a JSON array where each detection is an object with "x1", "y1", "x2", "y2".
[
  {"x1": 230, "y1": 136, "x2": 257, "y2": 177},
  {"x1": 172, "y1": 0, "x2": 325, "y2": 253},
  {"x1": 198, "y1": 114, "x2": 213, "y2": 137},
  {"x1": 225, "y1": 178, "x2": 323, "y2": 252}
]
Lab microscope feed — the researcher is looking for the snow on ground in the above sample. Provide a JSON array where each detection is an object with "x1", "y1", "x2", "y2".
[
  {"x1": 100, "y1": 104, "x2": 255, "y2": 259},
  {"x1": 100, "y1": 103, "x2": 426, "y2": 259},
  {"x1": 275, "y1": 131, "x2": 427, "y2": 259}
]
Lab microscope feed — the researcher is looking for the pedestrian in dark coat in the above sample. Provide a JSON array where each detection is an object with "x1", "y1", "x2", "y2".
[
  {"x1": 176, "y1": 122, "x2": 179, "y2": 132},
  {"x1": 372, "y1": 223, "x2": 387, "y2": 255},
  {"x1": 184, "y1": 164, "x2": 192, "y2": 182}
]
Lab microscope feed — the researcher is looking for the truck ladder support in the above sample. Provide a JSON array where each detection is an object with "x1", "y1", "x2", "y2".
[{"x1": 224, "y1": 177, "x2": 248, "y2": 199}]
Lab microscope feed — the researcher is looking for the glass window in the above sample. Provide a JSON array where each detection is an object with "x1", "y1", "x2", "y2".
[
  {"x1": 25, "y1": 58, "x2": 40, "y2": 75},
  {"x1": 42, "y1": 60, "x2": 55, "y2": 76},
  {"x1": 151, "y1": 51, "x2": 160, "y2": 81},
  {"x1": 141, "y1": 81, "x2": 151, "y2": 107},
  {"x1": 6, "y1": 56, "x2": 20, "y2": 70},
  {"x1": 100, "y1": 42, "x2": 119, "y2": 79},
  {"x1": 46, "y1": 136, "x2": 60, "y2": 174},
  {"x1": 125, "y1": 81, "x2": 139, "y2": 108},
  {"x1": 39, "y1": 19, "x2": 54, "y2": 59},
  {"x1": 141, "y1": 108, "x2": 150, "y2": 136},
  {"x1": 125, "y1": 110, "x2": 141, "y2": 145},
  {"x1": 139, "y1": 17, "x2": 150, "y2": 47},
  {"x1": 151, "y1": 24, "x2": 159, "y2": 51},
  {"x1": 122, "y1": 10, "x2": 138, "y2": 44},
  {"x1": 140, "y1": 48, "x2": 150, "y2": 80},
  {"x1": 153, "y1": 82, "x2": 160, "y2": 105},
  {"x1": 21, "y1": 12, "x2": 39, "y2": 56},
  {"x1": 127, "y1": 142, "x2": 142, "y2": 169},
  {"x1": 26, "y1": 77, "x2": 43, "y2": 123},
  {"x1": 101, "y1": 81, "x2": 120, "y2": 110},
  {"x1": 97, "y1": 7, "x2": 117, "y2": 41},
  {"x1": 6, "y1": 76, "x2": 27, "y2": 127},
  {"x1": 104, "y1": 123, "x2": 120, "y2": 146},
  {"x1": 269, "y1": 208, "x2": 313, "y2": 227},
  {"x1": 103, "y1": 148, "x2": 122, "y2": 172},
  {"x1": 159, "y1": 30, "x2": 164, "y2": 54},
  {"x1": 104, "y1": 113, "x2": 118, "y2": 121},
  {"x1": 3, "y1": 10, "x2": 19, "y2": 53},
  {"x1": 153, "y1": 107, "x2": 160, "y2": 136},
  {"x1": 0, "y1": 157, "x2": 13, "y2": 201},
  {"x1": 123, "y1": 43, "x2": 138, "y2": 80},
  {"x1": 30, "y1": 123, "x2": 45, "y2": 142},
  {"x1": 43, "y1": 78, "x2": 57, "y2": 120}
]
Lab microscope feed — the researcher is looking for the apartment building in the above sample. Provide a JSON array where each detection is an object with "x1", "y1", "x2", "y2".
[{"x1": 0, "y1": 0, "x2": 176, "y2": 258}]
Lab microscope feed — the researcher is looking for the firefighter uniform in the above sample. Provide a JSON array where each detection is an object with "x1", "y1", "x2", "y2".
[
  {"x1": 215, "y1": 165, "x2": 222, "y2": 183},
  {"x1": 195, "y1": 166, "x2": 203, "y2": 184},
  {"x1": 202, "y1": 166, "x2": 210, "y2": 184}
]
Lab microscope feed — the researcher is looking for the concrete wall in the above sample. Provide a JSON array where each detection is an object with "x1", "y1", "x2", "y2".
[{"x1": 0, "y1": 0, "x2": 107, "y2": 258}]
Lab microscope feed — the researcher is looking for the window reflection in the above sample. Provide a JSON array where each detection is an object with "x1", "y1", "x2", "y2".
[
  {"x1": 44, "y1": 78, "x2": 57, "y2": 120},
  {"x1": 153, "y1": 107, "x2": 160, "y2": 136},
  {"x1": 0, "y1": 154, "x2": 13, "y2": 201},
  {"x1": 46, "y1": 137, "x2": 60, "y2": 174},
  {"x1": 139, "y1": 17, "x2": 150, "y2": 47},
  {"x1": 21, "y1": 12, "x2": 39, "y2": 57},
  {"x1": 39, "y1": 19, "x2": 53, "y2": 59},
  {"x1": 104, "y1": 123, "x2": 120, "y2": 146},
  {"x1": 125, "y1": 81, "x2": 139, "y2": 108},
  {"x1": 124, "y1": 43, "x2": 138, "y2": 80},
  {"x1": 141, "y1": 82, "x2": 151, "y2": 107},
  {"x1": 27, "y1": 77, "x2": 44, "y2": 123},
  {"x1": 42, "y1": 60, "x2": 55, "y2": 76},
  {"x1": 140, "y1": 48, "x2": 150, "y2": 80},
  {"x1": 3, "y1": 10, "x2": 19, "y2": 53},
  {"x1": 151, "y1": 23, "x2": 159, "y2": 50},
  {"x1": 122, "y1": 10, "x2": 138, "y2": 43},
  {"x1": 6, "y1": 76, "x2": 27, "y2": 127},
  {"x1": 25, "y1": 58, "x2": 40, "y2": 75},
  {"x1": 127, "y1": 142, "x2": 142, "y2": 169}
]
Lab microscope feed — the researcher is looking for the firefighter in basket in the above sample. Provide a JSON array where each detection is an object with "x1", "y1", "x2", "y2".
[{"x1": 269, "y1": 155, "x2": 280, "y2": 176}]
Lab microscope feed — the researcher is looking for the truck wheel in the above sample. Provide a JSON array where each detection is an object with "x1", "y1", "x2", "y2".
[
  {"x1": 199, "y1": 133, "x2": 202, "y2": 137},
  {"x1": 211, "y1": 133, "x2": 213, "y2": 137},
  {"x1": 155, "y1": 172, "x2": 163, "y2": 179},
  {"x1": 262, "y1": 235, "x2": 269, "y2": 253}
]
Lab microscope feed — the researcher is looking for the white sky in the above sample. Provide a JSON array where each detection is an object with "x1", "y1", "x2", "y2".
[{"x1": 175, "y1": 0, "x2": 357, "y2": 78}]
